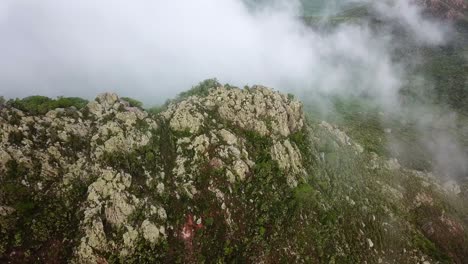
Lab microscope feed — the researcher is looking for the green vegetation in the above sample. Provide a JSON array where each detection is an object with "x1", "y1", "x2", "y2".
[
  {"x1": 415, "y1": 46, "x2": 468, "y2": 114},
  {"x1": 304, "y1": 93, "x2": 468, "y2": 173},
  {"x1": 145, "y1": 78, "x2": 222, "y2": 115},
  {"x1": 108, "y1": 238, "x2": 169, "y2": 264},
  {"x1": 147, "y1": 105, "x2": 164, "y2": 115},
  {"x1": 288, "y1": 119, "x2": 468, "y2": 262},
  {"x1": 121, "y1": 97, "x2": 143, "y2": 108},
  {"x1": 8, "y1": 130, "x2": 24, "y2": 145},
  {"x1": 7, "y1": 96, "x2": 88, "y2": 115},
  {"x1": 185, "y1": 128, "x2": 298, "y2": 262},
  {"x1": 173, "y1": 78, "x2": 220, "y2": 103},
  {"x1": 0, "y1": 160, "x2": 89, "y2": 262}
]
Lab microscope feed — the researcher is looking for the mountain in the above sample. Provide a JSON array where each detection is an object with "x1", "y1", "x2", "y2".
[{"x1": 1, "y1": 82, "x2": 467, "y2": 263}]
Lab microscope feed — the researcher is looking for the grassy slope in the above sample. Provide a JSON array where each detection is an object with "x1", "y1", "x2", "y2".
[
  {"x1": 294, "y1": 117, "x2": 468, "y2": 263},
  {"x1": 299, "y1": 11, "x2": 468, "y2": 260}
]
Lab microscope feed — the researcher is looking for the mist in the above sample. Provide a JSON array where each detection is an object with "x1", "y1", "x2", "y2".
[
  {"x1": 0, "y1": 0, "x2": 465, "y2": 182},
  {"x1": 0, "y1": 0, "x2": 312, "y2": 103},
  {"x1": 0, "y1": 0, "x2": 447, "y2": 104}
]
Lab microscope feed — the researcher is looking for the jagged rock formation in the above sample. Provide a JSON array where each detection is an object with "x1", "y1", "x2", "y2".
[{"x1": 0, "y1": 84, "x2": 467, "y2": 263}]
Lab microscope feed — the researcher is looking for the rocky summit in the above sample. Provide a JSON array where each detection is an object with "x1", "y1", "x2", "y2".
[{"x1": 0, "y1": 83, "x2": 467, "y2": 263}]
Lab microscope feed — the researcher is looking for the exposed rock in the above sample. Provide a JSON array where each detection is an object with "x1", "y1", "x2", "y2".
[
  {"x1": 75, "y1": 219, "x2": 108, "y2": 264},
  {"x1": 167, "y1": 100, "x2": 205, "y2": 133},
  {"x1": 164, "y1": 85, "x2": 304, "y2": 138},
  {"x1": 219, "y1": 129, "x2": 238, "y2": 145},
  {"x1": 0, "y1": 150, "x2": 12, "y2": 172},
  {"x1": 141, "y1": 220, "x2": 160, "y2": 244},
  {"x1": 386, "y1": 158, "x2": 401, "y2": 171},
  {"x1": 319, "y1": 121, "x2": 363, "y2": 153},
  {"x1": 367, "y1": 238, "x2": 374, "y2": 248},
  {"x1": 232, "y1": 160, "x2": 250, "y2": 181},
  {"x1": 270, "y1": 139, "x2": 305, "y2": 187},
  {"x1": 0, "y1": 206, "x2": 15, "y2": 216},
  {"x1": 104, "y1": 193, "x2": 136, "y2": 227},
  {"x1": 122, "y1": 226, "x2": 139, "y2": 252},
  {"x1": 413, "y1": 192, "x2": 434, "y2": 208}
]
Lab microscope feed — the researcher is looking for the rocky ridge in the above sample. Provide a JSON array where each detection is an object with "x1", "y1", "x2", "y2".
[
  {"x1": 0, "y1": 83, "x2": 467, "y2": 263},
  {"x1": 0, "y1": 85, "x2": 309, "y2": 263}
]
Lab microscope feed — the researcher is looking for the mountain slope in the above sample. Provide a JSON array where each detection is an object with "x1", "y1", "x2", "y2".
[{"x1": 0, "y1": 83, "x2": 467, "y2": 263}]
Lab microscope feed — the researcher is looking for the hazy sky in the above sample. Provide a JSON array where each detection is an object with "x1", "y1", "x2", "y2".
[{"x1": 0, "y1": 0, "x2": 448, "y2": 105}]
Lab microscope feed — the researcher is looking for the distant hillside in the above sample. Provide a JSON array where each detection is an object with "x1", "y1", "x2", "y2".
[{"x1": 418, "y1": 0, "x2": 468, "y2": 20}]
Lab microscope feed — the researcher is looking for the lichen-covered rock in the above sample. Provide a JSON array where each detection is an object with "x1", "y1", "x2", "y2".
[
  {"x1": 141, "y1": 220, "x2": 161, "y2": 244},
  {"x1": 0, "y1": 150, "x2": 11, "y2": 173},
  {"x1": 164, "y1": 85, "x2": 304, "y2": 138},
  {"x1": 0, "y1": 206, "x2": 15, "y2": 217},
  {"x1": 167, "y1": 100, "x2": 205, "y2": 133},
  {"x1": 271, "y1": 139, "x2": 305, "y2": 187}
]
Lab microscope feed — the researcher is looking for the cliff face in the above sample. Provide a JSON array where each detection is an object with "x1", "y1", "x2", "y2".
[{"x1": 0, "y1": 84, "x2": 467, "y2": 263}]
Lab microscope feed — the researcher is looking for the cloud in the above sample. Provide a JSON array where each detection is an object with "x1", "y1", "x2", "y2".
[
  {"x1": 0, "y1": 0, "x2": 447, "y2": 106},
  {"x1": 371, "y1": 0, "x2": 451, "y2": 44},
  {"x1": 0, "y1": 0, "x2": 303, "y2": 102}
]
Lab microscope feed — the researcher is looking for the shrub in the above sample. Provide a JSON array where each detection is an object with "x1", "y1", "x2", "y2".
[
  {"x1": 121, "y1": 97, "x2": 143, "y2": 108},
  {"x1": 154, "y1": 79, "x2": 221, "y2": 111},
  {"x1": 7, "y1": 96, "x2": 88, "y2": 115},
  {"x1": 178, "y1": 79, "x2": 220, "y2": 99},
  {"x1": 55, "y1": 96, "x2": 88, "y2": 109},
  {"x1": 147, "y1": 105, "x2": 164, "y2": 115},
  {"x1": 8, "y1": 131, "x2": 24, "y2": 145},
  {"x1": 169, "y1": 79, "x2": 221, "y2": 105}
]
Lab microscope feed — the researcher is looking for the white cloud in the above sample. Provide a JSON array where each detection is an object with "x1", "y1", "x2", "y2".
[{"x1": 0, "y1": 0, "x2": 447, "y2": 105}]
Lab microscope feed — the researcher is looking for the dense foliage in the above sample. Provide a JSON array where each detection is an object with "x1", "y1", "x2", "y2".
[
  {"x1": 174, "y1": 79, "x2": 221, "y2": 103},
  {"x1": 146, "y1": 78, "x2": 221, "y2": 115},
  {"x1": 121, "y1": 97, "x2": 144, "y2": 108},
  {"x1": 7, "y1": 96, "x2": 88, "y2": 115}
]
